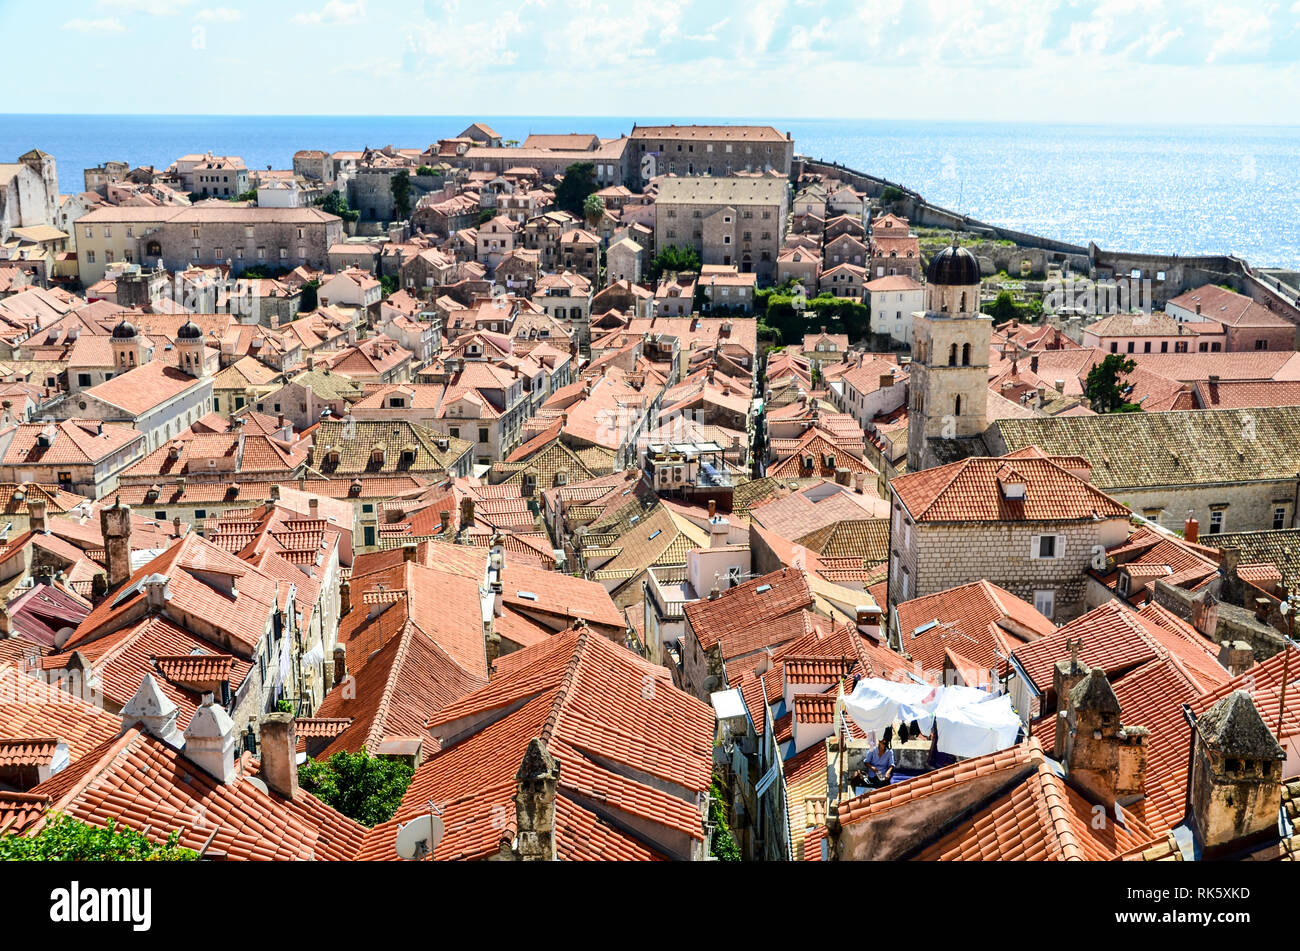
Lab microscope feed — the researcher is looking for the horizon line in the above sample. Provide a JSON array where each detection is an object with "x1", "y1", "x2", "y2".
[{"x1": 2, "y1": 112, "x2": 1300, "y2": 130}]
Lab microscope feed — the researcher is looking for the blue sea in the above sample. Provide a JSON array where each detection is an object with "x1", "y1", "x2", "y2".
[{"x1": 2, "y1": 115, "x2": 1298, "y2": 269}]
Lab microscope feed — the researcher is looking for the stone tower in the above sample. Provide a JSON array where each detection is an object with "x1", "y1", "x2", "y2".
[
  {"x1": 906, "y1": 241, "x2": 989, "y2": 473},
  {"x1": 110, "y1": 318, "x2": 148, "y2": 372},
  {"x1": 1189, "y1": 690, "x2": 1285, "y2": 851},
  {"x1": 176, "y1": 319, "x2": 207, "y2": 377},
  {"x1": 18, "y1": 149, "x2": 58, "y2": 226},
  {"x1": 100, "y1": 497, "x2": 132, "y2": 589}
]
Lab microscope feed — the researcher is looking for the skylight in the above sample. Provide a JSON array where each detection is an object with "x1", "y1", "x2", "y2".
[
  {"x1": 516, "y1": 590, "x2": 538, "y2": 601},
  {"x1": 755, "y1": 584, "x2": 772, "y2": 594}
]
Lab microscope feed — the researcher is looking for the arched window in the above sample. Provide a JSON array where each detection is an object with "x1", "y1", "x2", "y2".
[
  {"x1": 960, "y1": 292, "x2": 967, "y2": 312},
  {"x1": 954, "y1": 395, "x2": 963, "y2": 416},
  {"x1": 962, "y1": 343, "x2": 971, "y2": 366},
  {"x1": 949, "y1": 343, "x2": 958, "y2": 366}
]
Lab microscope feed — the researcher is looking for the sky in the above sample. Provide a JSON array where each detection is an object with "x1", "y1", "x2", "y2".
[{"x1": 4, "y1": 0, "x2": 1300, "y2": 122}]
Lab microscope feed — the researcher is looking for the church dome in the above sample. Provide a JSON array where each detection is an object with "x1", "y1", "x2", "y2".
[
  {"x1": 111, "y1": 319, "x2": 139, "y2": 339},
  {"x1": 177, "y1": 320, "x2": 203, "y2": 340},
  {"x1": 926, "y1": 242, "x2": 981, "y2": 286}
]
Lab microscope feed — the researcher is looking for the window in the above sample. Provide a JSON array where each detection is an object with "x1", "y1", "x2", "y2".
[
  {"x1": 478, "y1": 427, "x2": 489, "y2": 443},
  {"x1": 77, "y1": 373, "x2": 91, "y2": 387},
  {"x1": 57, "y1": 471, "x2": 72, "y2": 485},
  {"x1": 1032, "y1": 534, "x2": 1064, "y2": 559},
  {"x1": 1256, "y1": 339, "x2": 1269, "y2": 350},
  {"x1": 1273, "y1": 506, "x2": 1288, "y2": 530},
  {"x1": 1209, "y1": 510, "x2": 1224, "y2": 534},
  {"x1": 1033, "y1": 589, "x2": 1056, "y2": 619},
  {"x1": 155, "y1": 511, "x2": 167, "y2": 520}
]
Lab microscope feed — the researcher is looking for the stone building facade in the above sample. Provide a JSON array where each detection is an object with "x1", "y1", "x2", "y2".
[
  {"x1": 628, "y1": 125, "x2": 794, "y2": 185},
  {"x1": 654, "y1": 177, "x2": 788, "y2": 284}
]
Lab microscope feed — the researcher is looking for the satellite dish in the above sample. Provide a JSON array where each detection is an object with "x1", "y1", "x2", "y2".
[
  {"x1": 395, "y1": 812, "x2": 444, "y2": 860},
  {"x1": 245, "y1": 776, "x2": 268, "y2": 795}
]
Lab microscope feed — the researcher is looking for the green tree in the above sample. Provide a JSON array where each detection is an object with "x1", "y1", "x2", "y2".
[
  {"x1": 300, "y1": 278, "x2": 320, "y2": 312},
  {"x1": 0, "y1": 813, "x2": 197, "y2": 861},
  {"x1": 416, "y1": 165, "x2": 438, "y2": 177},
  {"x1": 708, "y1": 781, "x2": 741, "y2": 861},
  {"x1": 379, "y1": 275, "x2": 399, "y2": 298},
  {"x1": 646, "y1": 244, "x2": 701, "y2": 283},
  {"x1": 555, "y1": 162, "x2": 597, "y2": 217},
  {"x1": 582, "y1": 193, "x2": 605, "y2": 227},
  {"x1": 1084, "y1": 353, "x2": 1140, "y2": 413},
  {"x1": 315, "y1": 190, "x2": 360, "y2": 223},
  {"x1": 298, "y1": 748, "x2": 415, "y2": 827},
  {"x1": 390, "y1": 170, "x2": 412, "y2": 220},
  {"x1": 880, "y1": 185, "x2": 905, "y2": 204},
  {"x1": 231, "y1": 189, "x2": 258, "y2": 203},
  {"x1": 985, "y1": 290, "x2": 1019, "y2": 323},
  {"x1": 478, "y1": 208, "x2": 498, "y2": 225}
]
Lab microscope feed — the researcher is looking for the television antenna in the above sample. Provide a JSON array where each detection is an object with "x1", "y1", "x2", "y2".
[{"x1": 395, "y1": 800, "x2": 445, "y2": 860}]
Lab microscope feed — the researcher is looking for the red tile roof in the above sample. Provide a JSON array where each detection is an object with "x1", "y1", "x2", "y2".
[
  {"x1": 358, "y1": 629, "x2": 713, "y2": 861},
  {"x1": 892, "y1": 454, "x2": 1129, "y2": 522},
  {"x1": 683, "y1": 567, "x2": 814, "y2": 653}
]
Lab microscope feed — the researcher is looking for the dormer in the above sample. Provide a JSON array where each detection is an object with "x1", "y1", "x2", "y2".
[{"x1": 996, "y1": 465, "x2": 1026, "y2": 501}]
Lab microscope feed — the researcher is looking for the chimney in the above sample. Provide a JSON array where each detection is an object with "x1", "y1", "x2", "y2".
[
  {"x1": 1062, "y1": 668, "x2": 1148, "y2": 807},
  {"x1": 834, "y1": 467, "x2": 851, "y2": 486},
  {"x1": 512, "y1": 738, "x2": 559, "y2": 861},
  {"x1": 708, "y1": 514, "x2": 730, "y2": 548},
  {"x1": 257, "y1": 712, "x2": 299, "y2": 799},
  {"x1": 853, "y1": 472, "x2": 866, "y2": 494},
  {"x1": 183, "y1": 692, "x2": 237, "y2": 784},
  {"x1": 460, "y1": 496, "x2": 475, "y2": 529},
  {"x1": 120, "y1": 673, "x2": 182, "y2": 747},
  {"x1": 340, "y1": 579, "x2": 352, "y2": 616},
  {"x1": 142, "y1": 573, "x2": 170, "y2": 610},
  {"x1": 1030, "y1": 355, "x2": 1039, "y2": 374},
  {"x1": 403, "y1": 543, "x2": 418, "y2": 563},
  {"x1": 1216, "y1": 641, "x2": 1254, "y2": 677},
  {"x1": 1184, "y1": 516, "x2": 1199, "y2": 544},
  {"x1": 1196, "y1": 303, "x2": 1202, "y2": 315},
  {"x1": 1189, "y1": 691, "x2": 1285, "y2": 851},
  {"x1": 1052, "y1": 642, "x2": 1089, "y2": 753},
  {"x1": 172, "y1": 515, "x2": 183, "y2": 538},
  {"x1": 27, "y1": 498, "x2": 46, "y2": 534},
  {"x1": 99, "y1": 498, "x2": 133, "y2": 589},
  {"x1": 707, "y1": 499, "x2": 717, "y2": 518},
  {"x1": 484, "y1": 618, "x2": 500, "y2": 678},
  {"x1": 308, "y1": 497, "x2": 319, "y2": 519},
  {"x1": 439, "y1": 510, "x2": 451, "y2": 534},
  {"x1": 1054, "y1": 379, "x2": 1065, "y2": 393}
]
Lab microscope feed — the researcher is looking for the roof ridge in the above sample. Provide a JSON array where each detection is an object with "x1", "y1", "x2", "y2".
[
  {"x1": 364, "y1": 618, "x2": 420, "y2": 751},
  {"x1": 540, "y1": 628, "x2": 588, "y2": 746},
  {"x1": 1034, "y1": 762, "x2": 1086, "y2": 861}
]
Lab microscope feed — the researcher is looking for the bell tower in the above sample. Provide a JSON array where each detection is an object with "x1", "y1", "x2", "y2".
[{"x1": 906, "y1": 241, "x2": 989, "y2": 472}]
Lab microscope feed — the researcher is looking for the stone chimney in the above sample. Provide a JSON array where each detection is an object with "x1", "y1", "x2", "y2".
[
  {"x1": 258, "y1": 713, "x2": 299, "y2": 799},
  {"x1": 1052, "y1": 642, "x2": 1089, "y2": 753},
  {"x1": 460, "y1": 496, "x2": 475, "y2": 529},
  {"x1": 27, "y1": 499, "x2": 46, "y2": 534},
  {"x1": 172, "y1": 515, "x2": 183, "y2": 538},
  {"x1": 183, "y1": 692, "x2": 237, "y2": 784},
  {"x1": 120, "y1": 673, "x2": 182, "y2": 747},
  {"x1": 439, "y1": 510, "x2": 451, "y2": 534},
  {"x1": 142, "y1": 573, "x2": 170, "y2": 610},
  {"x1": 100, "y1": 498, "x2": 133, "y2": 589},
  {"x1": 1217, "y1": 641, "x2": 1254, "y2": 677},
  {"x1": 853, "y1": 472, "x2": 866, "y2": 494},
  {"x1": 512, "y1": 738, "x2": 559, "y2": 861},
  {"x1": 403, "y1": 543, "x2": 418, "y2": 563},
  {"x1": 1184, "y1": 515, "x2": 1199, "y2": 544},
  {"x1": 340, "y1": 579, "x2": 352, "y2": 617},
  {"x1": 1062, "y1": 667, "x2": 1149, "y2": 807},
  {"x1": 1189, "y1": 691, "x2": 1285, "y2": 851}
]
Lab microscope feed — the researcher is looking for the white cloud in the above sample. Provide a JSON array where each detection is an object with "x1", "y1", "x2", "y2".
[
  {"x1": 1206, "y1": 5, "x2": 1275, "y2": 62},
  {"x1": 195, "y1": 7, "x2": 243, "y2": 22},
  {"x1": 97, "y1": 0, "x2": 191, "y2": 13},
  {"x1": 62, "y1": 17, "x2": 127, "y2": 32},
  {"x1": 292, "y1": 0, "x2": 366, "y2": 27}
]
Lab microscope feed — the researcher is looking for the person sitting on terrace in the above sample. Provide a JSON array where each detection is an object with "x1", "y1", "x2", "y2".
[{"x1": 861, "y1": 736, "x2": 895, "y2": 788}]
